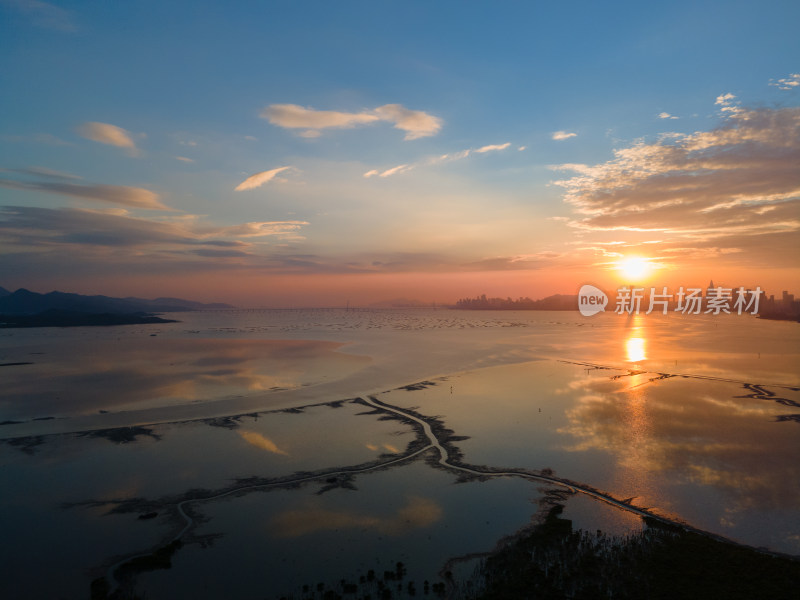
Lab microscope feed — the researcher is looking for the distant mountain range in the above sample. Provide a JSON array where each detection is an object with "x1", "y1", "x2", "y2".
[{"x1": 0, "y1": 288, "x2": 234, "y2": 315}]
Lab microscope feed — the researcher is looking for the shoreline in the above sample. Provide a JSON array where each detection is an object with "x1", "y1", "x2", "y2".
[{"x1": 3, "y1": 355, "x2": 797, "y2": 440}]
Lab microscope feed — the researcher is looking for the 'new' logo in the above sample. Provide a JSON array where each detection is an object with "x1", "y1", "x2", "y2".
[{"x1": 578, "y1": 285, "x2": 608, "y2": 316}]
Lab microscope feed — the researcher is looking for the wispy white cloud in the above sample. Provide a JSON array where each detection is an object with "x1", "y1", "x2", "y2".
[
  {"x1": 378, "y1": 164, "x2": 411, "y2": 178},
  {"x1": 262, "y1": 103, "x2": 442, "y2": 140},
  {"x1": 433, "y1": 149, "x2": 470, "y2": 163},
  {"x1": 207, "y1": 220, "x2": 309, "y2": 238},
  {"x1": 770, "y1": 73, "x2": 800, "y2": 91},
  {"x1": 263, "y1": 104, "x2": 378, "y2": 129},
  {"x1": 77, "y1": 122, "x2": 138, "y2": 154},
  {"x1": 371, "y1": 104, "x2": 443, "y2": 140},
  {"x1": 235, "y1": 166, "x2": 292, "y2": 191},
  {"x1": 475, "y1": 142, "x2": 511, "y2": 153},
  {"x1": 714, "y1": 93, "x2": 743, "y2": 116},
  {"x1": 364, "y1": 164, "x2": 412, "y2": 178},
  {"x1": 364, "y1": 141, "x2": 513, "y2": 178},
  {"x1": 552, "y1": 131, "x2": 577, "y2": 140},
  {"x1": 175, "y1": 156, "x2": 194, "y2": 163},
  {"x1": 658, "y1": 112, "x2": 679, "y2": 119}
]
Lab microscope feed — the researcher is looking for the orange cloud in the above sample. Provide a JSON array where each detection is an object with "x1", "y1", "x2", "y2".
[
  {"x1": 552, "y1": 131, "x2": 577, "y2": 140},
  {"x1": 77, "y1": 122, "x2": 138, "y2": 154},
  {"x1": 475, "y1": 142, "x2": 511, "y2": 153},
  {"x1": 552, "y1": 105, "x2": 800, "y2": 266},
  {"x1": 235, "y1": 166, "x2": 292, "y2": 191},
  {"x1": 262, "y1": 103, "x2": 441, "y2": 140},
  {"x1": 372, "y1": 103, "x2": 443, "y2": 140}
]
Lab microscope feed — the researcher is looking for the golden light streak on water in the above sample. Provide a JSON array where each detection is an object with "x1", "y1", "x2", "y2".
[{"x1": 626, "y1": 337, "x2": 647, "y2": 363}]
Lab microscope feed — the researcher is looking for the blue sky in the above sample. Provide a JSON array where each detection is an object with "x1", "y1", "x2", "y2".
[{"x1": 1, "y1": 0, "x2": 798, "y2": 305}]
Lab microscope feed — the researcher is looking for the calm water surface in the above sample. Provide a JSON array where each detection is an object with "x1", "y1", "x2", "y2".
[{"x1": 0, "y1": 309, "x2": 797, "y2": 598}]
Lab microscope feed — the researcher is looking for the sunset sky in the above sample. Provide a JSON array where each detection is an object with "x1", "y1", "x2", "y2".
[{"x1": 1, "y1": 0, "x2": 798, "y2": 306}]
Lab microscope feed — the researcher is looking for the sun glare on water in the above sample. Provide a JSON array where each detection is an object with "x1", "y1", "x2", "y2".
[{"x1": 626, "y1": 336, "x2": 647, "y2": 362}]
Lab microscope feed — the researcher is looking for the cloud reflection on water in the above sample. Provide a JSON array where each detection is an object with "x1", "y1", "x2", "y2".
[
  {"x1": 560, "y1": 374, "x2": 800, "y2": 519},
  {"x1": 1, "y1": 338, "x2": 367, "y2": 418},
  {"x1": 238, "y1": 431, "x2": 288, "y2": 456},
  {"x1": 270, "y1": 495, "x2": 443, "y2": 538}
]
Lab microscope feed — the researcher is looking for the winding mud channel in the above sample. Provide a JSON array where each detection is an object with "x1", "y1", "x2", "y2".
[{"x1": 102, "y1": 393, "x2": 792, "y2": 596}]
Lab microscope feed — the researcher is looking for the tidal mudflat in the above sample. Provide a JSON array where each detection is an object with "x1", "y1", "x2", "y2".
[{"x1": 0, "y1": 309, "x2": 798, "y2": 598}]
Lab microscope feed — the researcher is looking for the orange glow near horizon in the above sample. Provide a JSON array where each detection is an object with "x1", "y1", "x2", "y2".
[
  {"x1": 9, "y1": 263, "x2": 797, "y2": 309},
  {"x1": 40, "y1": 268, "x2": 592, "y2": 308}
]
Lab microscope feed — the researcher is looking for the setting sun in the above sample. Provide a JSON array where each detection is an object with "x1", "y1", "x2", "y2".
[{"x1": 617, "y1": 257, "x2": 652, "y2": 282}]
